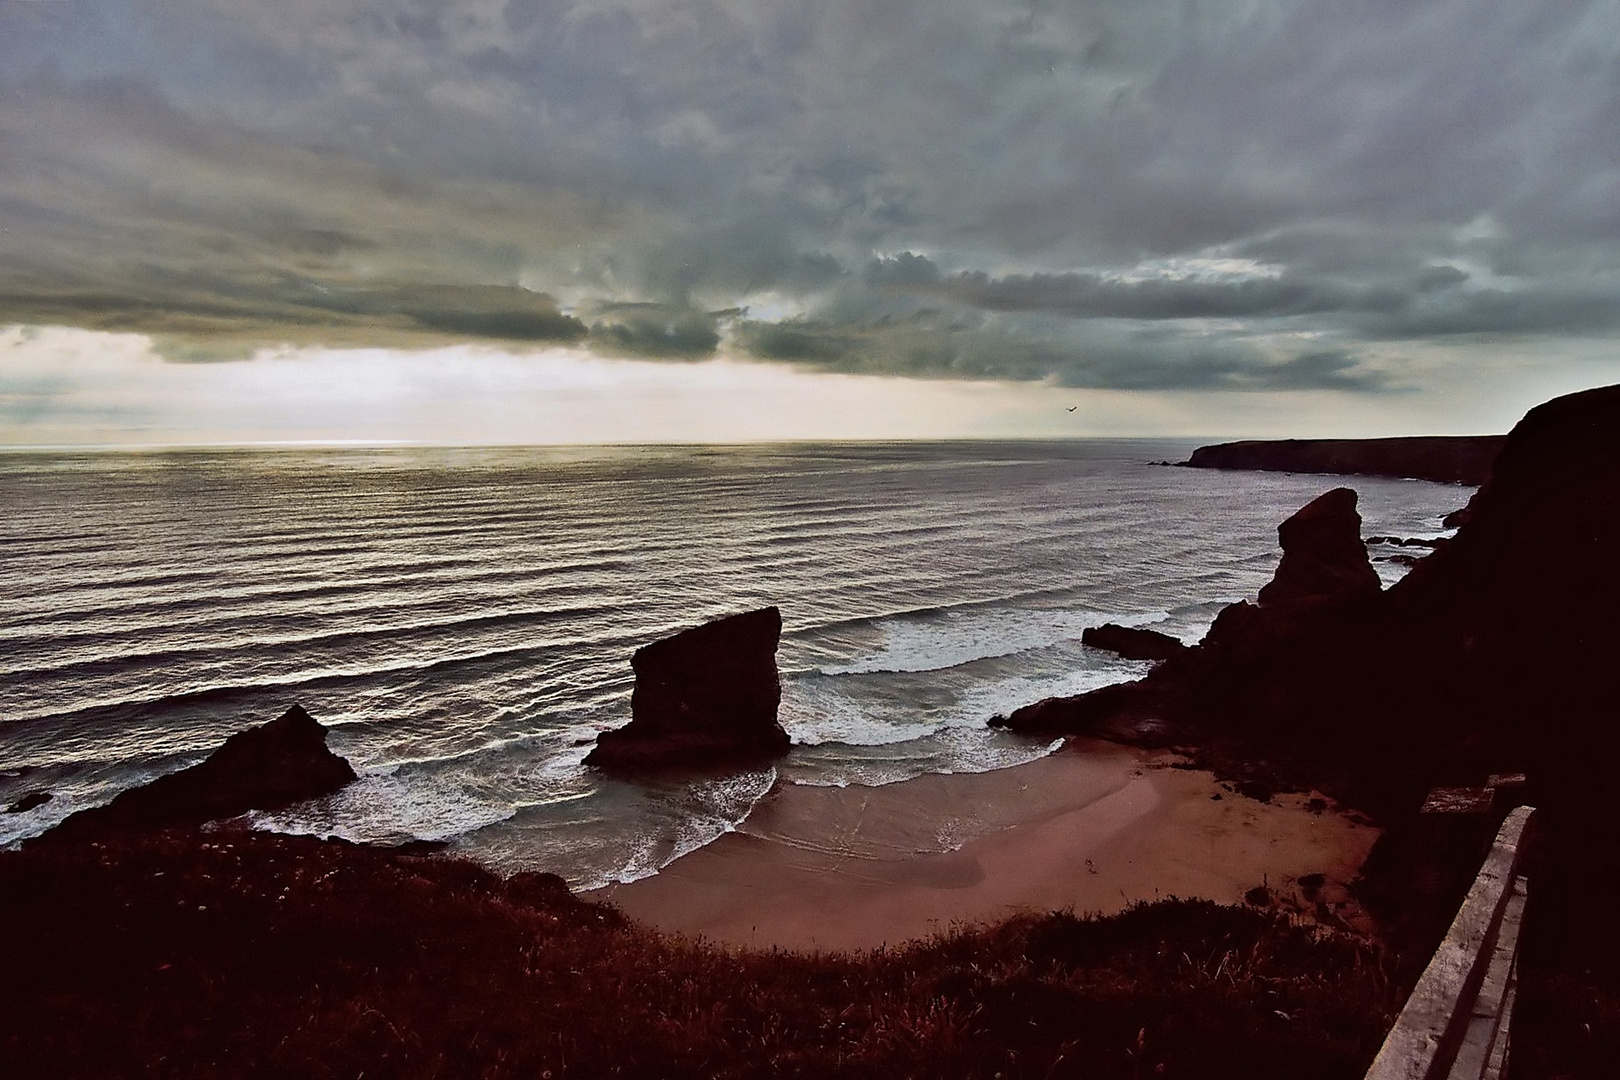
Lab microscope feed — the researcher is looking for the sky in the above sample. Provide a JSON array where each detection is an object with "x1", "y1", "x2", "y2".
[{"x1": 2, "y1": 0, "x2": 1619, "y2": 446}]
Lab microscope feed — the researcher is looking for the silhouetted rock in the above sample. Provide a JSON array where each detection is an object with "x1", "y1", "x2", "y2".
[
  {"x1": 586, "y1": 607, "x2": 790, "y2": 771},
  {"x1": 503, "y1": 870, "x2": 583, "y2": 910},
  {"x1": 1365, "y1": 536, "x2": 1442, "y2": 548},
  {"x1": 5, "y1": 791, "x2": 52, "y2": 814},
  {"x1": 1005, "y1": 383, "x2": 1620, "y2": 971},
  {"x1": 1256, "y1": 487, "x2": 1382, "y2": 607},
  {"x1": 1081, "y1": 624, "x2": 1187, "y2": 661},
  {"x1": 996, "y1": 680, "x2": 1170, "y2": 739},
  {"x1": 1185, "y1": 435, "x2": 1505, "y2": 485},
  {"x1": 35, "y1": 705, "x2": 356, "y2": 845},
  {"x1": 1383, "y1": 383, "x2": 1620, "y2": 794},
  {"x1": 1441, "y1": 499, "x2": 1477, "y2": 529},
  {"x1": 998, "y1": 489, "x2": 1383, "y2": 749}
]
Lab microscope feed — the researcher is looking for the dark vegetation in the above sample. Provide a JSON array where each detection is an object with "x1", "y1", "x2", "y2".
[{"x1": 0, "y1": 826, "x2": 1401, "y2": 1079}]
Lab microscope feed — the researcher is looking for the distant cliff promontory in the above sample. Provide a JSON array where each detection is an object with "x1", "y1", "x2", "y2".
[{"x1": 1185, "y1": 435, "x2": 1506, "y2": 485}]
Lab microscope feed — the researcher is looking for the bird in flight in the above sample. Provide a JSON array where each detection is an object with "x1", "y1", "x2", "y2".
[{"x1": 1066, "y1": 406, "x2": 1078, "y2": 412}]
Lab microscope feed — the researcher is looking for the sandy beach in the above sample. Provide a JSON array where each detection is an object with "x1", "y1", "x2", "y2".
[{"x1": 588, "y1": 738, "x2": 1379, "y2": 952}]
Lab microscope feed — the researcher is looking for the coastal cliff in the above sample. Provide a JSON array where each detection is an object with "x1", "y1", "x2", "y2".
[
  {"x1": 1185, "y1": 435, "x2": 1505, "y2": 485},
  {"x1": 1006, "y1": 387, "x2": 1620, "y2": 791},
  {"x1": 1005, "y1": 383, "x2": 1620, "y2": 975}
]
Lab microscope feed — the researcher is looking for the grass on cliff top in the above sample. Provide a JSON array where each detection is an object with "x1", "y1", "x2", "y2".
[{"x1": 2, "y1": 827, "x2": 1404, "y2": 1080}]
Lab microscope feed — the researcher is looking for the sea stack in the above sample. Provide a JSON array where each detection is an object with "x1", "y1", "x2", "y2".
[
  {"x1": 586, "y1": 607, "x2": 791, "y2": 772},
  {"x1": 1256, "y1": 487, "x2": 1381, "y2": 607},
  {"x1": 34, "y1": 704, "x2": 356, "y2": 846},
  {"x1": 995, "y1": 487, "x2": 1384, "y2": 738}
]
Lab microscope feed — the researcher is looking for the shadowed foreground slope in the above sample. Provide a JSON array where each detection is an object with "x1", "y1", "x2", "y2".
[{"x1": 0, "y1": 827, "x2": 1399, "y2": 1079}]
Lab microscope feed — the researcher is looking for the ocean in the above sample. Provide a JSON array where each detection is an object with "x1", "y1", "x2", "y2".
[{"x1": 0, "y1": 440, "x2": 1469, "y2": 888}]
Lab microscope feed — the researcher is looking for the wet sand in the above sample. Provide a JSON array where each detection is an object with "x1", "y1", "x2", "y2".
[{"x1": 588, "y1": 739, "x2": 1379, "y2": 952}]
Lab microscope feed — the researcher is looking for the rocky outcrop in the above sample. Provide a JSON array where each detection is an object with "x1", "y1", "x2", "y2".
[
  {"x1": 1256, "y1": 487, "x2": 1382, "y2": 607},
  {"x1": 34, "y1": 704, "x2": 356, "y2": 845},
  {"x1": 5, "y1": 791, "x2": 52, "y2": 814},
  {"x1": 1001, "y1": 386, "x2": 1620, "y2": 786},
  {"x1": 1184, "y1": 435, "x2": 1505, "y2": 485},
  {"x1": 1080, "y1": 624, "x2": 1187, "y2": 661},
  {"x1": 998, "y1": 490, "x2": 1382, "y2": 743},
  {"x1": 1002, "y1": 383, "x2": 1620, "y2": 969},
  {"x1": 585, "y1": 607, "x2": 791, "y2": 772},
  {"x1": 994, "y1": 679, "x2": 1170, "y2": 739}
]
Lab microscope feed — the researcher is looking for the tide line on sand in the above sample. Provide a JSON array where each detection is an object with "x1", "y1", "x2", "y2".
[{"x1": 586, "y1": 738, "x2": 1379, "y2": 953}]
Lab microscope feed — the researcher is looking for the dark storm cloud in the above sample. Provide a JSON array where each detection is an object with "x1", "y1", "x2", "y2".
[
  {"x1": 1, "y1": 0, "x2": 1618, "y2": 390},
  {"x1": 735, "y1": 310, "x2": 1391, "y2": 393},
  {"x1": 585, "y1": 302, "x2": 726, "y2": 358},
  {"x1": 864, "y1": 254, "x2": 1429, "y2": 321},
  {"x1": 635, "y1": 225, "x2": 846, "y2": 306},
  {"x1": 1359, "y1": 283, "x2": 1620, "y2": 339}
]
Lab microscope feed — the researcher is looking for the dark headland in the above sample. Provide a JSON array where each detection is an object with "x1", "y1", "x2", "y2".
[
  {"x1": 1185, "y1": 434, "x2": 1506, "y2": 485},
  {"x1": 6, "y1": 387, "x2": 1620, "y2": 1077}
]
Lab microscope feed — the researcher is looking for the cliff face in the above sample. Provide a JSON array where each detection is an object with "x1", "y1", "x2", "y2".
[
  {"x1": 1004, "y1": 384, "x2": 1620, "y2": 811},
  {"x1": 1003, "y1": 383, "x2": 1620, "y2": 967},
  {"x1": 1394, "y1": 384, "x2": 1620, "y2": 626},
  {"x1": 1184, "y1": 435, "x2": 1506, "y2": 485},
  {"x1": 1385, "y1": 384, "x2": 1620, "y2": 783}
]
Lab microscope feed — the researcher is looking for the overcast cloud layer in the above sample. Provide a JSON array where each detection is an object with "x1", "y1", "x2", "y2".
[{"x1": 3, "y1": 0, "x2": 1619, "y2": 400}]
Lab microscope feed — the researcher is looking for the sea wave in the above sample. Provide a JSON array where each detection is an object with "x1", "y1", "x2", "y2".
[
  {"x1": 0, "y1": 442, "x2": 1471, "y2": 881},
  {"x1": 815, "y1": 604, "x2": 1173, "y2": 676}
]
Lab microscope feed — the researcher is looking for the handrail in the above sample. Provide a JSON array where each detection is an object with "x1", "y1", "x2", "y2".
[{"x1": 1363, "y1": 805, "x2": 1535, "y2": 1080}]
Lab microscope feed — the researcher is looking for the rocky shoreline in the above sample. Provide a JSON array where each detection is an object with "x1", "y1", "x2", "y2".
[{"x1": 1004, "y1": 385, "x2": 1620, "y2": 981}]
